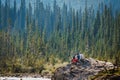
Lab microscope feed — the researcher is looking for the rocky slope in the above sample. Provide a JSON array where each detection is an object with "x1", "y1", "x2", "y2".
[{"x1": 51, "y1": 58, "x2": 114, "y2": 80}]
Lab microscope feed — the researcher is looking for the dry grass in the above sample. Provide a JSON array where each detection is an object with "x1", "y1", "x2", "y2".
[{"x1": 43, "y1": 59, "x2": 68, "y2": 75}]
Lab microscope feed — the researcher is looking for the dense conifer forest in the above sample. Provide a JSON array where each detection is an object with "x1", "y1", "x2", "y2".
[{"x1": 0, "y1": 0, "x2": 120, "y2": 74}]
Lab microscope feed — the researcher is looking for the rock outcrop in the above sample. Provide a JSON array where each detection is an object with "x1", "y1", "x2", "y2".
[{"x1": 52, "y1": 58, "x2": 114, "y2": 80}]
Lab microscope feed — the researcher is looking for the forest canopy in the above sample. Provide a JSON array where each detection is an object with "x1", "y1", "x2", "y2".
[{"x1": 0, "y1": 0, "x2": 120, "y2": 74}]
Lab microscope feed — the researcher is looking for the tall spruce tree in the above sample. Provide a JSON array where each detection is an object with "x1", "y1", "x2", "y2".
[
  {"x1": 0, "y1": 0, "x2": 1, "y2": 28},
  {"x1": 20, "y1": 0, "x2": 26, "y2": 29}
]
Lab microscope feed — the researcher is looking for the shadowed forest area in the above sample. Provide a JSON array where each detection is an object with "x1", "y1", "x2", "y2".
[{"x1": 0, "y1": 0, "x2": 120, "y2": 75}]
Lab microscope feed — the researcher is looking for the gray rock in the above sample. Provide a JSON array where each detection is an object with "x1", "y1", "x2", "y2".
[{"x1": 52, "y1": 58, "x2": 114, "y2": 80}]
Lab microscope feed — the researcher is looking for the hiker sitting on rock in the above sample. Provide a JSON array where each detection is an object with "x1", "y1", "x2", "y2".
[
  {"x1": 77, "y1": 53, "x2": 85, "y2": 63},
  {"x1": 77, "y1": 52, "x2": 84, "y2": 60},
  {"x1": 71, "y1": 56, "x2": 78, "y2": 64}
]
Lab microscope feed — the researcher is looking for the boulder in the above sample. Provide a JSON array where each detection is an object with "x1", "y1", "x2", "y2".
[{"x1": 52, "y1": 58, "x2": 114, "y2": 80}]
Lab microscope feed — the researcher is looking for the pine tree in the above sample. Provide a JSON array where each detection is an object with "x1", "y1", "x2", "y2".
[
  {"x1": 28, "y1": 2, "x2": 32, "y2": 24},
  {"x1": 62, "y1": 3, "x2": 68, "y2": 33},
  {"x1": 20, "y1": 0, "x2": 26, "y2": 29},
  {"x1": 0, "y1": 0, "x2": 1, "y2": 28},
  {"x1": 13, "y1": 0, "x2": 16, "y2": 26}
]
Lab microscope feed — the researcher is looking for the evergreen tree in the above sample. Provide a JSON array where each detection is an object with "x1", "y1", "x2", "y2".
[
  {"x1": 20, "y1": 0, "x2": 26, "y2": 29},
  {"x1": 13, "y1": 0, "x2": 16, "y2": 26},
  {"x1": 28, "y1": 2, "x2": 32, "y2": 24},
  {"x1": 0, "y1": 0, "x2": 1, "y2": 28}
]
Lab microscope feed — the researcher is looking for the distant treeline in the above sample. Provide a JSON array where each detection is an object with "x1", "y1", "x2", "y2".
[{"x1": 0, "y1": 0, "x2": 120, "y2": 73}]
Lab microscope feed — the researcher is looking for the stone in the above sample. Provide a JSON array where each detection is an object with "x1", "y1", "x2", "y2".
[{"x1": 52, "y1": 58, "x2": 114, "y2": 80}]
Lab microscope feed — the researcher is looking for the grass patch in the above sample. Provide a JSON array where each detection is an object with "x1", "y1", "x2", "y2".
[{"x1": 43, "y1": 61, "x2": 68, "y2": 75}]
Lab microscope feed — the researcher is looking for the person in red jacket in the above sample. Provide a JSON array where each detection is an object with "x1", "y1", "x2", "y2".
[{"x1": 71, "y1": 56, "x2": 78, "y2": 64}]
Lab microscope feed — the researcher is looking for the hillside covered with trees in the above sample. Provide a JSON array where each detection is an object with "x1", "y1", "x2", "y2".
[{"x1": 0, "y1": 0, "x2": 120, "y2": 74}]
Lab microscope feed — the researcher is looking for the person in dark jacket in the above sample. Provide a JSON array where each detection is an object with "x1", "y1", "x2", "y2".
[{"x1": 71, "y1": 56, "x2": 78, "y2": 64}]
